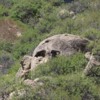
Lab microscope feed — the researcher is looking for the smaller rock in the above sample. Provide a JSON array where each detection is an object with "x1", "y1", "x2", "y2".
[
  {"x1": 8, "y1": 89, "x2": 26, "y2": 100},
  {"x1": 69, "y1": 11, "x2": 75, "y2": 17},
  {"x1": 20, "y1": 55, "x2": 32, "y2": 70},
  {"x1": 8, "y1": 92, "x2": 15, "y2": 100},
  {"x1": 16, "y1": 32, "x2": 22, "y2": 37},
  {"x1": 34, "y1": 78, "x2": 40, "y2": 82},
  {"x1": 24, "y1": 78, "x2": 43, "y2": 88},
  {"x1": 16, "y1": 55, "x2": 32, "y2": 79},
  {"x1": 24, "y1": 79, "x2": 36, "y2": 87},
  {"x1": 84, "y1": 52, "x2": 100, "y2": 75},
  {"x1": 58, "y1": 9, "x2": 70, "y2": 19},
  {"x1": 85, "y1": 52, "x2": 91, "y2": 60}
]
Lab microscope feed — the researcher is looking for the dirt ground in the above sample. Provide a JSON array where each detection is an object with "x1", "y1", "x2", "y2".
[{"x1": 0, "y1": 18, "x2": 22, "y2": 42}]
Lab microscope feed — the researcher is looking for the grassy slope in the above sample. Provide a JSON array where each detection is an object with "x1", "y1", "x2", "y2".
[{"x1": 0, "y1": 0, "x2": 100, "y2": 99}]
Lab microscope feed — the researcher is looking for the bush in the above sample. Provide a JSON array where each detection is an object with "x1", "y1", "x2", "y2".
[
  {"x1": 36, "y1": 19, "x2": 53, "y2": 34},
  {"x1": 44, "y1": 0, "x2": 63, "y2": 6},
  {"x1": 0, "y1": 53, "x2": 14, "y2": 74},
  {"x1": 0, "y1": 0, "x2": 13, "y2": 8},
  {"x1": 0, "y1": 0, "x2": 100, "y2": 99},
  {"x1": 83, "y1": 28, "x2": 100, "y2": 40},
  {"x1": 0, "y1": 5, "x2": 9, "y2": 17},
  {"x1": 31, "y1": 53, "x2": 87, "y2": 78},
  {"x1": 13, "y1": 75, "x2": 100, "y2": 100},
  {"x1": 35, "y1": 76, "x2": 100, "y2": 100},
  {"x1": 10, "y1": 0, "x2": 41, "y2": 26},
  {"x1": 0, "y1": 42, "x2": 13, "y2": 53},
  {"x1": 68, "y1": 1, "x2": 89, "y2": 14}
]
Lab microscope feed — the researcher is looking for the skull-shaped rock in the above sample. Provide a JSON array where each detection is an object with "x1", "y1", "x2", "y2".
[
  {"x1": 33, "y1": 34, "x2": 89, "y2": 59},
  {"x1": 16, "y1": 34, "x2": 90, "y2": 79}
]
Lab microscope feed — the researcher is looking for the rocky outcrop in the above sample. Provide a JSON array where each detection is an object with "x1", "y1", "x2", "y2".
[
  {"x1": 32, "y1": 34, "x2": 89, "y2": 57},
  {"x1": 24, "y1": 78, "x2": 43, "y2": 88},
  {"x1": 8, "y1": 89, "x2": 26, "y2": 100},
  {"x1": 84, "y1": 52, "x2": 100, "y2": 75},
  {"x1": 16, "y1": 34, "x2": 89, "y2": 79},
  {"x1": 13, "y1": 34, "x2": 100, "y2": 100}
]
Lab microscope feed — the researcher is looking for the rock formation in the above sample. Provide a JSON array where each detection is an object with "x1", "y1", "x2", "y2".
[
  {"x1": 84, "y1": 52, "x2": 100, "y2": 75},
  {"x1": 14, "y1": 34, "x2": 100, "y2": 100},
  {"x1": 16, "y1": 34, "x2": 90, "y2": 79}
]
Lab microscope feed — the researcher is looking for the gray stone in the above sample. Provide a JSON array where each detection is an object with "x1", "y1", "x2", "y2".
[
  {"x1": 17, "y1": 34, "x2": 89, "y2": 79},
  {"x1": 84, "y1": 52, "x2": 100, "y2": 75}
]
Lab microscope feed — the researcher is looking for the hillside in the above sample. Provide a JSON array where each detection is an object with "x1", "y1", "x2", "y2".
[{"x1": 0, "y1": 0, "x2": 100, "y2": 100}]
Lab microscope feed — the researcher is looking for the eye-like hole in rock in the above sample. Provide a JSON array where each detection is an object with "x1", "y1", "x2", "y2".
[
  {"x1": 45, "y1": 40, "x2": 50, "y2": 43},
  {"x1": 42, "y1": 40, "x2": 50, "y2": 45},
  {"x1": 51, "y1": 50, "x2": 60, "y2": 57},
  {"x1": 35, "y1": 50, "x2": 46, "y2": 57}
]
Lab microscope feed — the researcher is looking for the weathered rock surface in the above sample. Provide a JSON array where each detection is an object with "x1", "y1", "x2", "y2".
[
  {"x1": 33, "y1": 34, "x2": 89, "y2": 57},
  {"x1": 16, "y1": 34, "x2": 89, "y2": 78},
  {"x1": 24, "y1": 78, "x2": 43, "y2": 88},
  {"x1": 8, "y1": 89, "x2": 26, "y2": 100},
  {"x1": 84, "y1": 52, "x2": 100, "y2": 75}
]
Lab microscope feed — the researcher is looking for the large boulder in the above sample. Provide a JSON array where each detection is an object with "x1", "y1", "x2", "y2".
[
  {"x1": 33, "y1": 34, "x2": 89, "y2": 57},
  {"x1": 16, "y1": 34, "x2": 89, "y2": 78}
]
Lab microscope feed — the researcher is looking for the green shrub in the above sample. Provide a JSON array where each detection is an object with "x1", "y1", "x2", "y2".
[
  {"x1": 0, "y1": 5, "x2": 9, "y2": 17},
  {"x1": 0, "y1": 42, "x2": 13, "y2": 53},
  {"x1": 0, "y1": 53, "x2": 14, "y2": 74},
  {"x1": 10, "y1": 0, "x2": 41, "y2": 26},
  {"x1": 0, "y1": 0, "x2": 13, "y2": 8},
  {"x1": 31, "y1": 53, "x2": 87, "y2": 78},
  {"x1": 44, "y1": 0, "x2": 63, "y2": 6},
  {"x1": 83, "y1": 28, "x2": 100, "y2": 40},
  {"x1": 68, "y1": 0, "x2": 89, "y2": 14},
  {"x1": 0, "y1": 0, "x2": 100, "y2": 99},
  {"x1": 13, "y1": 75, "x2": 100, "y2": 100}
]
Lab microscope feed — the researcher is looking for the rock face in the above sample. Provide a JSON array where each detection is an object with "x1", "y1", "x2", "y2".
[
  {"x1": 24, "y1": 78, "x2": 43, "y2": 88},
  {"x1": 8, "y1": 89, "x2": 26, "y2": 100},
  {"x1": 33, "y1": 34, "x2": 89, "y2": 57},
  {"x1": 84, "y1": 52, "x2": 100, "y2": 75},
  {"x1": 16, "y1": 34, "x2": 89, "y2": 78}
]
